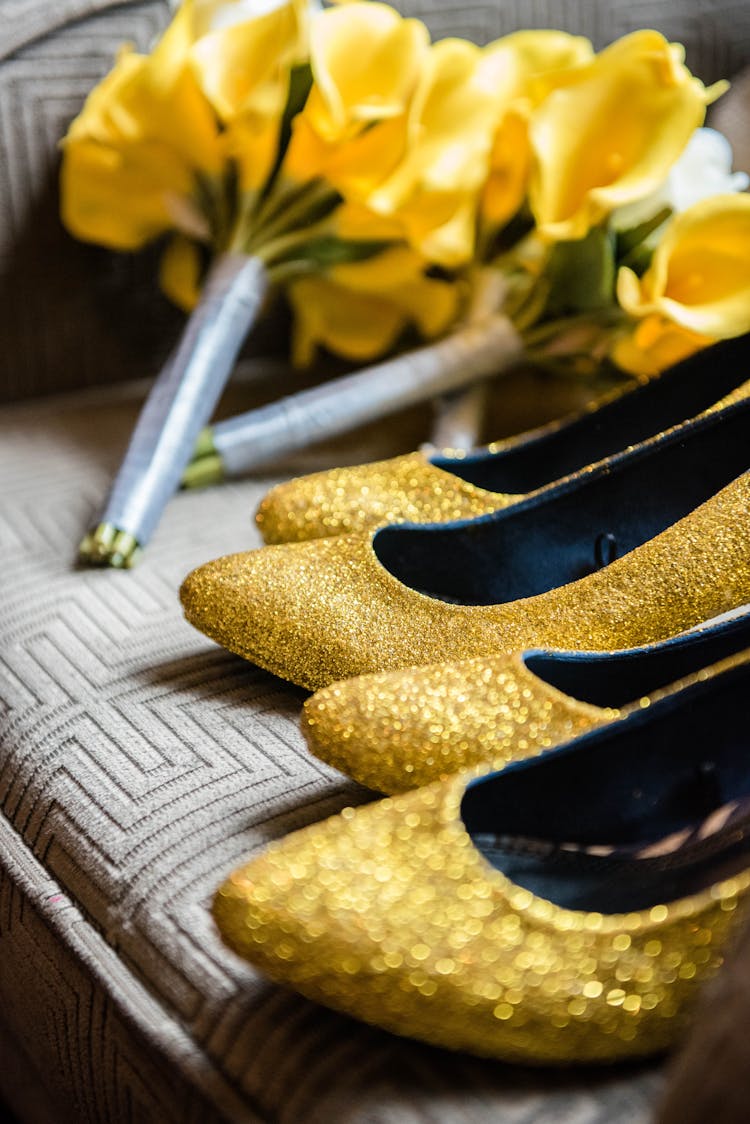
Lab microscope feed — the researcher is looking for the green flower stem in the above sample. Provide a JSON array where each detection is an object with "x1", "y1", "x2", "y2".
[
  {"x1": 192, "y1": 425, "x2": 217, "y2": 460},
  {"x1": 429, "y1": 382, "x2": 489, "y2": 452},
  {"x1": 246, "y1": 179, "x2": 339, "y2": 254},
  {"x1": 181, "y1": 451, "x2": 225, "y2": 490}
]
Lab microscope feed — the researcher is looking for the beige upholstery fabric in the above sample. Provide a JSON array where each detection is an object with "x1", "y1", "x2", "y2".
[
  {"x1": 0, "y1": 386, "x2": 665, "y2": 1122},
  {"x1": 1, "y1": 1, "x2": 745, "y2": 1118}
]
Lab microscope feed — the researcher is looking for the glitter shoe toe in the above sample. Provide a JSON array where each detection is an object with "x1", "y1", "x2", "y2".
[
  {"x1": 303, "y1": 608, "x2": 750, "y2": 792},
  {"x1": 183, "y1": 401, "x2": 750, "y2": 690},
  {"x1": 214, "y1": 651, "x2": 750, "y2": 1063},
  {"x1": 255, "y1": 335, "x2": 750, "y2": 545},
  {"x1": 256, "y1": 453, "x2": 516, "y2": 545}
]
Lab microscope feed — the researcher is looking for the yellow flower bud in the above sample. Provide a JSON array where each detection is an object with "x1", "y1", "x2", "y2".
[
  {"x1": 159, "y1": 233, "x2": 204, "y2": 311},
  {"x1": 529, "y1": 30, "x2": 724, "y2": 242},
  {"x1": 288, "y1": 245, "x2": 459, "y2": 364},
  {"x1": 610, "y1": 315, "x2": 711, "y2": 378}
]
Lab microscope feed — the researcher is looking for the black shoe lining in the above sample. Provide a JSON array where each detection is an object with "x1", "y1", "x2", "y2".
[
  {"x1": 461, "y1": 664, "x2": 750, "y2": 912},
  {"x1": 432, "y1": 332, "x2": 750, "y2": 494},
  {"x1": 372, "y1": 400, "x2": 750, "y2": 606},
  {"x1": 524, "y1": 611, "x2": 750, "y2": 708}
]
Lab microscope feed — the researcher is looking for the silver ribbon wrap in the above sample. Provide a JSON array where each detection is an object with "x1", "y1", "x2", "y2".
[
  {"x1": 212, "y1": 315, "x2": 523, "y2": 476},
  {"x1": 429, "y1": 383, "x2": 490, "y2": 451},
  {"x1": 87, "y1": 252, "x2": 268, "y2": 556}
]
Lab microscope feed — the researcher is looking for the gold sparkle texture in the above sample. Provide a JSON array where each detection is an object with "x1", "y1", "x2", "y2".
[{"x1": 213, "y1": 770, "x2": 748, "y2": 1063}]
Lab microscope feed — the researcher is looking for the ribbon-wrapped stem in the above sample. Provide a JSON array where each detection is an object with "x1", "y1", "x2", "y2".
[
  {"x1": 79, "y1": 252, "x2": 268, "y2": 567},
  {"x1": 182, "y1": 315, "x2": 523, "y2": 486},
  {"x1": 428, "y1": 383, "x2": 490, "y2": 452}
]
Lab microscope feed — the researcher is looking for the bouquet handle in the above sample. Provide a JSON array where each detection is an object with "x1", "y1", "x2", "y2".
[
  {"x1": 184, "y1": 315, "x2": 523, "y2": 485},
  {"x1": 79, "y1": 252, "x2": 268, "y2": 567}
]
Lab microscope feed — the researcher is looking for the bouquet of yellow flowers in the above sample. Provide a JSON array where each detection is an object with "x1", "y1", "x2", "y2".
[{"x1": 62, "y1": 0, "x2": 750, "y2": 566}]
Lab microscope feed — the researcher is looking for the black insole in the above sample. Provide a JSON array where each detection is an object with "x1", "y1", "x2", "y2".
[
  {"x1": 433, "y1": 332, "x2": 750, "y2": 494},
  {"x1": 373, "y1": 399, "x2": 749, "y2": 605},
  {"x1": 462, "y1": 663, "x2": 750, "y2": 912},
  {"x1": 525, "y1": 611, "x2": 750, "y2": 708}
]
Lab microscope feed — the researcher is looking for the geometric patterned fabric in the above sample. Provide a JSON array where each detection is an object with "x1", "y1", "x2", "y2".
[
  {"x1": 0, "y1": 387, "x2": 664, "y2": 1123},
  {"x1": 2, "y1": 0, "x2": 748, "y2": 1119}
]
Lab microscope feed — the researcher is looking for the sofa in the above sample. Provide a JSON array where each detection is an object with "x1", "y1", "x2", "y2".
[{"x1": 1, "y1": 3, "x2": 748, "y2": 1121}]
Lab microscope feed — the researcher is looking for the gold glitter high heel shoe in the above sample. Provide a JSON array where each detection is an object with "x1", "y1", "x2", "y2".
[
  {"x1": 303, "y1": 607, "x2": 750, "y2": 793},
  {"x1": 181, "y1": 398, "x2": 750, "y2": 690},
  {"x1": 214, "y1": 650, "x2": 750, "y2": 1064},
  {"x1": 256, "y1": 333, "x2": 750, "y2": 544}
]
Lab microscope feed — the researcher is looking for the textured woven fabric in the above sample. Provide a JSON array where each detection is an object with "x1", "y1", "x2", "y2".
[
  {"x1": 0, "y1": 386, "x2": 665, "y2": 1122},
  {"x1": 1, "y1": 0, "x2": 749, "y2": 402},
  {"x1": 0, "y1": 0, "x2": 741, "y2": 1116}
]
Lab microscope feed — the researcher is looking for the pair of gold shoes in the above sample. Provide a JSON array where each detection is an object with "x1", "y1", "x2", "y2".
[{"x1": 182, "y1": 338, "x2": 750, "y2": 1063}]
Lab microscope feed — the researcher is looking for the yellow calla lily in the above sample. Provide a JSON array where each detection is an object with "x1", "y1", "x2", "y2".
[
  {"x1": 61, "y1": 46, "x2": 222, "y2": 250},
  {"x1": 283, "y1": 2, "x2": 427, "y2": 196},
  {"x1": 529, "y1": 30, "x2": 724, "y2": 242},
  {"x1": 492, "y1": 29, "x2": 593, "y2": 91},
  {"x1": 305, "y1": 1, "x2": 429, "y2": 139},
  {"x1": 288, "y1": 245, "x2": 459, "y2": 364},
  {"x1": 364, "y1": 38, "x2": 514, "y2": 265},
  {"x1": 610, "y1": 315, "x2": 711, "y2": 378},
  {"x1": 480, "y1": 31, "x2": 593, "y2": 230},
  {"x1": 187, "y1": 0, "x2": 308, "y2": 121},
  {"x1": 617, "y1": 193, "x2": 750, "y2": 341}
]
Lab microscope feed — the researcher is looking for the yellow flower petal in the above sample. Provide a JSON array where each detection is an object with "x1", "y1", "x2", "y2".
[
  {"x1": 365, "y1": 38, "x2": 512, "y2": 263},
  {"x1": 611, "y1": 314, "x2": 711, "y2": 377},
  {"x1": 331, "y1": 200, "x2": 406, "y2": 243},
  {"x1": 159, "y1": 234, "x2": 204, "y2": 311},
  {"x1": 530, "y1": 30, "x2": 721, "y2": 242},
  {"x1": 284, "y1": 112, "x2": 407, "y2": 197},
  {"x1": 617, "y1": 193, "x2": 750, "y2": 338},
  {"x1": 491, "y1": 29, "x2": 593, "y2": 89},
  {"x1": 289, "y1": 276, "x2": 409, "y2": 364},
  {"x1": 223, "y1": 108, "x2": 286, "y2": 192},
  {"x1": 306, "y1": 1, "x2": 429, "y2": 139},
  {"x1": 481, "y1": 109, "x2": 530, "y2": 229},
  {"x1": 190, "y1": 1, "x2": 305, "y2": 121},
  {"x1": 61, "y1": 132, "x2": 194, "y2": 250},
  {"x1": 289, "y1": 246, "x2": 459, "y2": 364},
  {"x1": 61, "y1": 38, "x2": 222, "y2": 249}
]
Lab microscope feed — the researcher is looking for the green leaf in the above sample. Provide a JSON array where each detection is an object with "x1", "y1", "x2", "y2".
[
  {"x1": 615, "y1": 205, "x2": 672, "y2": 259},
  {"x1": 259, "y1": 63, "x2": 314, "y2": 200},
  {"x1": 543, "y1": 227, "x2": 617, "y2": 316},
  {"x1": 286, "y1": 236, "x2": 391, "y2": 268}
]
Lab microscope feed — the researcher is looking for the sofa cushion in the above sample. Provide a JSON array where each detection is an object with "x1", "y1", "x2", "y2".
[{"x1": 0, "y1": 384, "x2": 666, "y2": 1122}]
